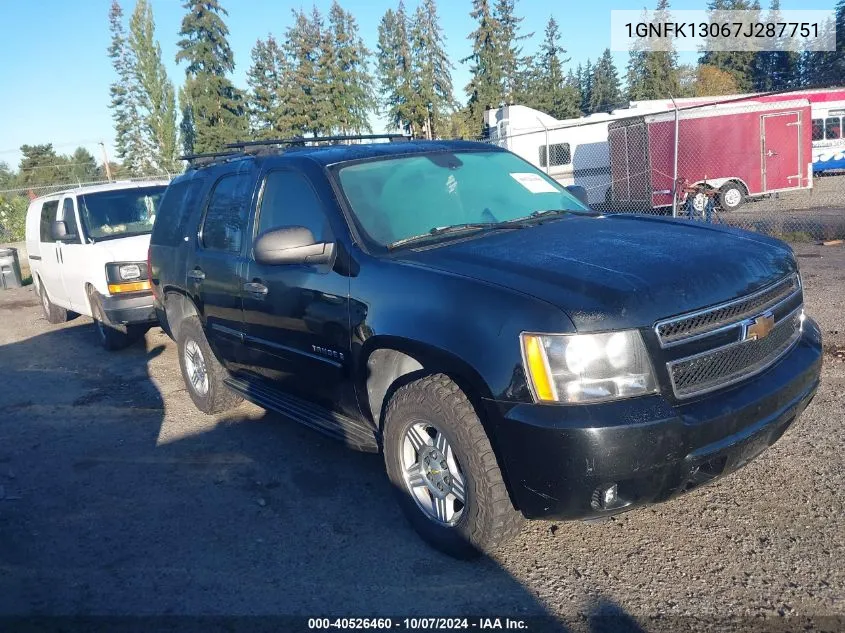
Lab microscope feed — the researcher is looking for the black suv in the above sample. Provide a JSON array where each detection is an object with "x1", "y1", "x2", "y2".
[{"x1": 149, "y1": 138, "x2": 822, "y2": 558}]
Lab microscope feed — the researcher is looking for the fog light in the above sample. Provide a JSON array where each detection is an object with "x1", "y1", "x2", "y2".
[{"x1": 601, "y1": 484, "x2": 618, "y2": 508}]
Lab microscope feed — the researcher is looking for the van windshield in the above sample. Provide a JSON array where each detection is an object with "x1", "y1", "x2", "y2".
[
  {"x1": 336, "y1": 150, "x2": 590, "y2": 248},
  {"x1": 79, "y1": 185, "x2": 167, "y2": 240}
]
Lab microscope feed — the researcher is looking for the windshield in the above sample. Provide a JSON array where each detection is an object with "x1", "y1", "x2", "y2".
[
  {"x1": 79, "y1": 185, "x2": 166, "y2": 240},
  {"x1": 336, "y1": 150, "x2": 590, "y2": 248}
]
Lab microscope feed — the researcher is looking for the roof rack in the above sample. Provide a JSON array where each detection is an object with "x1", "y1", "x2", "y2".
[
  {"x1": 179, "y1": 150, "x2": 241, "y2": 161},
  {"x1": 225, "y1": 133, "x2": 411, "y2": 149}
]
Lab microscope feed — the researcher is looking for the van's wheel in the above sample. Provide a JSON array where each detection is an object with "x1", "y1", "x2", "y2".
[
  {"x1": 177, "y1": 317, "x2": 243, "y2": 415},
  {"x1": 88, "y1": 290, "x2": 143, "y2": 351},
  {"x1": 383, "y1": 373, "x2": 524, "y2": 559},
  {"x1": 719, "y1": 182, "x2": 746, "y2": 211},
  {"x1": 39, "y1": 281, "x2": 67, "y2": 324}
]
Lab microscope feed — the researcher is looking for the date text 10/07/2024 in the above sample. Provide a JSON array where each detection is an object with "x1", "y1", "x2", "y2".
[{"x1": 307, "y1": 618, "x2": 530, "y2": 630}]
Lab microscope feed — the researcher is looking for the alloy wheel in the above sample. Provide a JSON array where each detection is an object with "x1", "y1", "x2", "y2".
[
  {"x1": 184, "y1": 339, "x2": 209, "y2": 396},
  {"x1": 401, "y1": 421, "x2": 467, "y2": 525}
]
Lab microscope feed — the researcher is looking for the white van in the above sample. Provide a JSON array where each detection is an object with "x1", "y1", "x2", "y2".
[{"x1": 25, "y1": 180, "x2": 169, "y2": 349}]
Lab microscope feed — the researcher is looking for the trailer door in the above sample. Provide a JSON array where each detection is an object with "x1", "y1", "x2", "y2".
[{"x1": 761, "y1": 112, "x2": 801, "y2": 191}]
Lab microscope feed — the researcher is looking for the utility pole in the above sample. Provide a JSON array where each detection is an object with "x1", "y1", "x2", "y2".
[{"x1": 99, "y1": 142, "x2": 113, "y2": 182}]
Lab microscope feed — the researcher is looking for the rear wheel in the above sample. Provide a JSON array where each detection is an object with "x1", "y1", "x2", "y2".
[
  {"x1": 719, "y1": 182, "x2": 746, "y2": 211},
  {"x1": 177, "y1": 317, "x2": 243, "y2": 415},
  {"x1": 39, "y1": 281, "x2": 67, "y2": 324},
  {"x1": 383, "y1": 373, "x2": 524, "y2": 559}
]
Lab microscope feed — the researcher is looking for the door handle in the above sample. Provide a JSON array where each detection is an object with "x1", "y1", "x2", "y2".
[
  {"x1": 188, "y1": 268, "x2": 206, "y2": 282},
  {"x1": 243, "y1": 281, "x2": 269, "y2": 297},
  {"x1": 766, "y1": 149, "x2": 777, "y2": 157}
]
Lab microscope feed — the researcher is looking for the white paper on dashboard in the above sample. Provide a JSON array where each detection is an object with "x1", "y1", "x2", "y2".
[{"x1": 509, "y1": 172, "x2": 559, "y2": 194}]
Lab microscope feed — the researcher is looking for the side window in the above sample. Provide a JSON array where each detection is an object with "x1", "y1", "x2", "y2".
[
  {"x1": 201, "y1": 173, "x2": 252, "y2": 253},
  {"x1": 39, "y1": 200, "x2": 59, "y2": 243},
  {"x1": 538, "y1": 143, "x2": 572, "y2": 167},
  {"x1": 825, "y1": 117, "x2": 841, "y2": 140},
  {"x1": 61, "y1": 198, "x2": 79, "y2": 238},
  {"x1": 257, "y1": 170, "x2": 333, "y2": 242},
  {"x1": 812, "y1": 118, "x2": 824, "y2": 141},
  {"x1": 151, "y1": 177, "x2": 206, "y2": 247}
]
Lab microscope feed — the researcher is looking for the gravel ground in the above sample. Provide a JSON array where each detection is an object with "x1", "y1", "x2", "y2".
[{"x1": 0, "y1": 244, "x2": 843, "y2": 633}]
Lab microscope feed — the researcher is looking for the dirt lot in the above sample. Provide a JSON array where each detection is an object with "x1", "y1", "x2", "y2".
[{"x1": 1, "y1": 244, "x2": 844, "y2": 632}]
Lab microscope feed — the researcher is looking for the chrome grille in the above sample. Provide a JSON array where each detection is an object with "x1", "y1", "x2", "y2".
[
  {"x1": 669, "y1": 308, "x2": 802, "y2": 399},
  {"x1": 655, "y1": 274, "x2": 800, "y2": 347}
]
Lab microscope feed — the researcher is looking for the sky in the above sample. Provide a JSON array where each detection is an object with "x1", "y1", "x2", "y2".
[{"x1": 0, "y1": 0, "x2": 820, "y2": 173}]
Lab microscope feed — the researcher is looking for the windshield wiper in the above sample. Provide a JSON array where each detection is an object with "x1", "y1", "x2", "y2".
[
  {"x1": 388, "y1": 222, "x2": 525, "y2": 250},
  {"x1": 505, "y1": 208, "x2": 584, "y2": 224}
]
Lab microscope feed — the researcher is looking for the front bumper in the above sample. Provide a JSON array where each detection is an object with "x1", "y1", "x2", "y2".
[
  {"x1": 101, "y1": 291, "x2": 157, "y2": 326},
  {"x1": 491, "y1": 318, "x2": 823, "y2": 520}
]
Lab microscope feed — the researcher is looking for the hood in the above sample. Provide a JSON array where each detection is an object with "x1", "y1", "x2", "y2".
[
  {"x1": 399, "y1": 215, "x2": 796, "y2": 332},
  {"x1": 92, "y1": 233, "x2": 151, "y2": 262}
]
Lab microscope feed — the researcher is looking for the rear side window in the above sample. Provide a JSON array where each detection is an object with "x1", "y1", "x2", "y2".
[
  {"x1": 39, "y1": 200, "x2": 59, "y2": 242},
  {"x1": 257, "y1": 170, "x2": 332, "y2": 242},
  {"x1": 151, "y1": 178, "x2": 206, "y2": 246},
  {"x1": 538, "y1": 143, "x2": 571, "y2": 167},
  {"x1": 825, "y1": 117, "x2": 841, "y2": 140},
  {"x1": 201, "y1": 173, "x2": 253, "y2": 253},
  {"x1": 812, "y1": 118, "x2": 824, "y2": 141}
]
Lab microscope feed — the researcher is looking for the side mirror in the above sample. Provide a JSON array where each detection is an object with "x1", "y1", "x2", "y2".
[
  {"x1": 254, "y1": 226, "x2": 336, "y2": 266},
  {"x1": 51, "y1": 220, "x2": 77, "y2": 242},
  {"x1": 566, "y1": 185, "x2": 589, "y2": 207}
]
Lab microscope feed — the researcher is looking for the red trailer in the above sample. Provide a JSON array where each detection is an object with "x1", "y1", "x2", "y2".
[{"x1": 608, "y1": 99, "x2": 813, "y2": 212}]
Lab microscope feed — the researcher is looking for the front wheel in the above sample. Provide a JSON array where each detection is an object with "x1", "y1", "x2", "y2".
[
  {"x1": 383, "y1": 373, "x2": 524, "y2": 559},
  {"x1": 176, "y1": 317, "x2": 243, "y2": 415}
]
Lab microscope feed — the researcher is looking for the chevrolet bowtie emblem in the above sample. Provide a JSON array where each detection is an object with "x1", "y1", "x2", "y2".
[{"x1": 744, "y1": 312, "x2": 775, "y2": 341}]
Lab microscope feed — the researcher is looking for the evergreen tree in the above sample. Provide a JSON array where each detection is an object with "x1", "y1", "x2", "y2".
[
  {"x1": 495, "y1": 0, "x2": 529, "y2": 104},
  {"x1": 311, "y1": 7, "x2": 336, "y2": 135},
  {"x1": 376, "y1": 3, "x2": 418, "y2": 135},
  {"x1": 528, "y1": 17, "x2": 579, "y2": 120},
  {"x1": 246, "y1": 36, "x2": 292, "y2": 139},
  {"x1": 410, "y1": 0, "x2": 455, "y2": 138},
  {"x1": 68, "y1": 148, "x2": 101, "y2": 184},
  {"x1": 464, "y1": 0, "x2": 503, "y2": 133},
  {"x1": 284, "y1": 10, "x2": 320, "y2": 136},
  {"x1": 800, "y1": 5, "x2": 844, "y2": 87},
  {"x1": 17, "y1": 145, "x2": 64, "y2": 188},
  {"x1": 590, "y1": 49, "x2": 622, "y2": 113},
  {"x1": 328, "y1": 1, "x2": 375, "y2": 134},
  {"x1": 581, "y1": 58, "x2": 593, "y2": 114},
  {"x1": 626, "y1": 0, "x2": 680, "y2": 100},
  {"x1": 107, "y1": 0, "x2": 146, "y2": 175},
  {"x1": 699, "y1": 0, "x2": 761, "y2": 92},
  {"x1": 176, "y1": 0, "x2": 246, "y2": 153},
  {"x1": 129, "y1": 0, "x2": 179, "y2": 173}
]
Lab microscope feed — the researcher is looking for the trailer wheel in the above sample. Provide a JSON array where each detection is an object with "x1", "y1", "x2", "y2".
[{"x1": 719, "y1": 182, "x2": 746, "y2": 211}]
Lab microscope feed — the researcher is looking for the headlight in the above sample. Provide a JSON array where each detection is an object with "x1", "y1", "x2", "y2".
[
  {"x1": 521, "y1": 331, "x2": 657, "y2": 403},
  {"x1": 105, "y1": 262, "x2": 150, "y2": 294},
  {"x1": 118, "y1": 264, "x2": 142, "y2": 280}
]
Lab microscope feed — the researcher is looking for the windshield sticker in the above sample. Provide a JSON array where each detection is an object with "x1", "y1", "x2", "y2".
[
  {"x1": 509, "y1": 172, "x2": 559, "y2": 194},
  {"x1": 446, "y1": 174, "x2": 457, "y2": 194}
]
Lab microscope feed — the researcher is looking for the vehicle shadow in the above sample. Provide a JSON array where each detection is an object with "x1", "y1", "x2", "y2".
[{"x1": 0, "y1": 315, "x2": 645, "y2": 632}]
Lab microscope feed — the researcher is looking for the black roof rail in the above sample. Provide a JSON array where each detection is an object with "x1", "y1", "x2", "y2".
[
  {"x1": 179, "y1": 150, "x2": 241, "y2": 161},
  {"x1": 225, "y1": 133, "x2": 411, "y2": 149}
]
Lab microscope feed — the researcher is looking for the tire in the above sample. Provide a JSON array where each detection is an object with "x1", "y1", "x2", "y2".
[
  {"x1": 718, "y1": 182, "x2": 745, "y2": 212},
  {"x1": 176, "y1": 316, "x2": 243, "y2": 415},
  {"x1": 88, "y1": 291, "x2": 144, "y2": 351},
  {"x1": 39, "y1": 281, "x2": 67, "y2": 324},
  {"x1": 383, "y1": 373, "x2": 524, "y2": 559}
]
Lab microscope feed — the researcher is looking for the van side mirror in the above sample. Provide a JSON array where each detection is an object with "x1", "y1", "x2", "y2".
[
  {"x1": 51, "y1": 220, "x2": 77, "y2": 242},
  {"x1": 566, "y1": 185, "x2": 589, "y2": 207},
  {"x1": 254, "y1": 226, "x2": 336, "y2": 266}
]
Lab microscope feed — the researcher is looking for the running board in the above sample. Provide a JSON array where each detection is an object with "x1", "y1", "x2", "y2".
[{"x1": 224, "y1": 375, "x2": 379, "y2": 452}]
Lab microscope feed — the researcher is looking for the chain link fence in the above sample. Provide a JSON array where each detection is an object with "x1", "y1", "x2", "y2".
[
  {"x1": 485, "y1": 93, "x2": 845, "y2": 242},
  {"x1": 0, "y1": 174, "x2": 173, "y2": 242}
]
